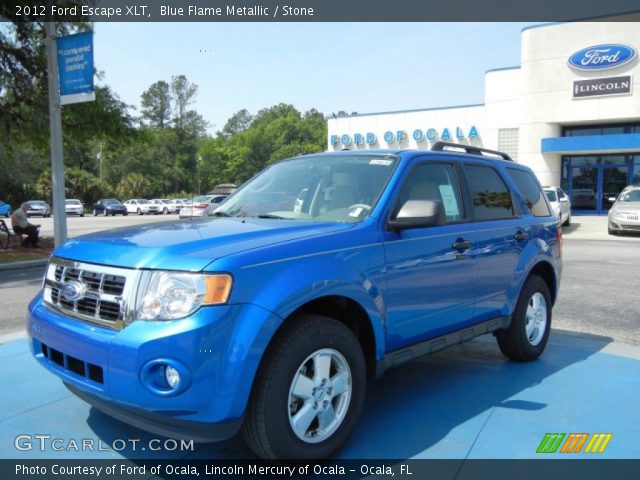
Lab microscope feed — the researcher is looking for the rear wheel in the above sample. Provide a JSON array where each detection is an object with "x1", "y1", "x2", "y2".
[
  {"x1": 93, "y1": 209, "x2": 99, "y2": 216},
  {"x1": 562, "y1": 214, "x2": 571, "y2": 227},
  {"x1": 241, "y1": 315, "x2": 366, "y2": 460},
  {"x1": 496, "y1": 275, "x2": 551, "y2": 362}
]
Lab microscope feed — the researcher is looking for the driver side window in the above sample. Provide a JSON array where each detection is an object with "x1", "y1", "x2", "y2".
[{"x1": 397, "y1": 163, "x2": 465, "y2": 224}]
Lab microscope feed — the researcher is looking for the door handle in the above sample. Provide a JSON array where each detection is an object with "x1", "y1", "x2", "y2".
[
  {"x1": 452, "y1": 239, "x2": 472, "y2": 251},
  {"x1": 514, "y1": 231, "x2": 528, "y2": 241}
]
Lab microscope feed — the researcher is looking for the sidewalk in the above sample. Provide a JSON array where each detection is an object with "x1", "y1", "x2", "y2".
[
  {"x1": 562, "y1": 215, "x2": 638, "y2": 241},
  {"x1": 1, "y1": 330, "x2": 638, "y2": 460}
]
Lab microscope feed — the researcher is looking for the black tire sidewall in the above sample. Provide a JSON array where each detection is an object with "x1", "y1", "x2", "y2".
[
  {"x1": 507, "y1": 275, "x2": 552, "y2": 360},
  {"x1": 247, "y1": 316, "x2": 366, "y2": 459}
]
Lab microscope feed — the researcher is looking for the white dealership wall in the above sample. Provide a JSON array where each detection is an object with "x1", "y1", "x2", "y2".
[{"x1": 327, "y1": 18, "x2": 640, "y2": 187}]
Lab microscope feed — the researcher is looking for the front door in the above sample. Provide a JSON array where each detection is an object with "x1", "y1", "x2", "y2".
[{"x1": 382, "y1": 161, "x2": 477, "y2": 351}]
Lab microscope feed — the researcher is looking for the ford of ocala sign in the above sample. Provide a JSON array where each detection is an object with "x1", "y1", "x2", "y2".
[{"x1": 568, "y1": 44, "x2": 636, "y2": 71}]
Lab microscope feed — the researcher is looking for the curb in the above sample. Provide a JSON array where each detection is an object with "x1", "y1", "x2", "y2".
[{"x1": 0, "y1": 258, "x2": 48, "y2": 272}]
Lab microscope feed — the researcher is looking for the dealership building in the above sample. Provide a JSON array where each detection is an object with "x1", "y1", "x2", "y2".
[{"x1": 327, "y1": 20, "x2": 640, "y2": 215}]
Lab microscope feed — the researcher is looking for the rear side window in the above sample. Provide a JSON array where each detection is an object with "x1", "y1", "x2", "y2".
[
  {"x1": 464, "y1": 165, "x2": 515, "y2": 220},
  {"x1": 507, "y1": 168, "x2": 551, "y2": 217}
]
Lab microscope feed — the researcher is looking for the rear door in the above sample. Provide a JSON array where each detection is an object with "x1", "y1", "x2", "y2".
[
  {"x1": 382, "y1": 159, "x2": 479, "y2": 351},
  {"x1": 460, "y1": 162, "x2": 528, "y2": 322}
]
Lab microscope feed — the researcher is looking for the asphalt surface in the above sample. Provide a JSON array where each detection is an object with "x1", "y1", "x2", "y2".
[
  {"x1": 1, "y1": 216, "x2": 639, "y2": 342},
  {"x1": 30, "y1": 212, "x2": 178, "y2": 238}
]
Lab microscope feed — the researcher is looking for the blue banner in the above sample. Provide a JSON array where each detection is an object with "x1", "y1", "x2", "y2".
[{"x1": 56, "y1": 31, "x2": 95, "y2": 104}]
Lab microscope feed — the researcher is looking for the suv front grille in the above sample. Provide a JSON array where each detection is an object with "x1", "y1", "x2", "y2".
[{"x1": 43, "y1": 258, "x2": 139, "y2": 330}]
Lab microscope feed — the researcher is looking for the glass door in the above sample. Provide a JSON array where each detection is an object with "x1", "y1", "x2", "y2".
[
  {"x1": 570, "y1": 165, "x2": 598, "y2": 212},
  {"x1": 602, "y1": 166, "x2": 629, "y2": 211}
]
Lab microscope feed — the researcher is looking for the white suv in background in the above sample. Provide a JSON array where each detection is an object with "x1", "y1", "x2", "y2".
[
  {"x1": 543, "y1": 186, "x2": 571, "y2": 226},
  {"x1": 150, "y1": 199, "x2": 179, "y2": 214},
  {"x1": 124, "y1": 199, "x2": 161, "y2": 215}
]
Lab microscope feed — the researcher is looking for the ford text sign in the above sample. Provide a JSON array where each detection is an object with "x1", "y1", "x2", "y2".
[{"x1": 568, "y1": 44, "x2": 636, "y2": 71}]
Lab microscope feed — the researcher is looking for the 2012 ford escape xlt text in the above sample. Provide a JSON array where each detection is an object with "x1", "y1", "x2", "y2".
[{"x1": 28, "y1": 142, "x2": 562, "y2": 460}]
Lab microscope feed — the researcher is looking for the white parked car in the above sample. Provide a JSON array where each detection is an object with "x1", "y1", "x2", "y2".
[
  {"x1": 150, "y1": 199, "x2": 179, "y2": 214},
  {"x1": 124, "y1": 199, "x2": 161, "y2": 215},
  {"x1": 178, "y1": 195, "x2": 228, "y2": 218},
  {"x1": 65, "y1": 199, "x2": 85, "y2": 217},
  {"x1": 543, "y1": 186, "x2": 571, "y2": 226}
]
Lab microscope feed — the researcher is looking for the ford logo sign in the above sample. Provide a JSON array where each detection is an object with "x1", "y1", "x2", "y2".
[
  {"x1": 61, "y1": 280, "x2": 84, "y2": 301},
  {"x1": 568, "y1": 44, "x2": 636, "y2": 71}
]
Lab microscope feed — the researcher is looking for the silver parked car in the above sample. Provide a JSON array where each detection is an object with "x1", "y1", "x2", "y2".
[
  {"x1": 608, "y1": 186, "x2": 640, "y2": 235},
  {"x1": 178, "y1": 195, "x2": 228, "y2": 218},
  {"x1": 543, "y1": 186, "x2": 571, "y2": 226},
  {"x1": 25, "y1": 200, "x2": 51, "y2": 217}
]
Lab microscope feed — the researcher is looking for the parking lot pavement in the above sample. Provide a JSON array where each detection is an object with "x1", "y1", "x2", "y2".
[
  {"x1": 1, "y1": 331, "x2": 638, "y2": 460},
  {"x1": 32, "y1": 214, "x2": 179, "y2": 239}
]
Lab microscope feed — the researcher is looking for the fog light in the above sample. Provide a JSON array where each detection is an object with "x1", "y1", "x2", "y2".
[{"x1": 165, "y1": 365, "x2": 180, "y2": 389}]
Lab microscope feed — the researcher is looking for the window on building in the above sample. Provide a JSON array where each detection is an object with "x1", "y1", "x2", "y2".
[
  {"x1": 507, "y1": 168, "x2": 551, "y2": 217},
  {"x1": 464, "y1": 165, "x2": 515, "y2": 221},
  {"x1": 498, "y1": 128, "x2": 519, "y2": 161},
  {"x1": 563, "y1": 122, "x2": 640, "y2": 137}
]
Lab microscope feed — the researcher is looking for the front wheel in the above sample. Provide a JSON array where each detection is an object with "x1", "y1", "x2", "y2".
[
  {"x1": 496, "y1": 275, "x2": 551, "y2": 362},
  {"x1": 563, "y1": 214, "x2": 571, "y2": 227},
  {"x1": 241, "y1": 315, "x2": 366, "y2": 460}
]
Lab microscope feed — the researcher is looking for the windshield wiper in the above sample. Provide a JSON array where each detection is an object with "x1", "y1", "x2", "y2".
[
  {"x1": 211, "y1": 211, "x2": 231, "y2": 217},
  {"x1": 255, "y1": 214, "x2": 289, "y2": 219}
]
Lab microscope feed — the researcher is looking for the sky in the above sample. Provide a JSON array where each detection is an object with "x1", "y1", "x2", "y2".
[{"x1": 93, "y1": 22, "x2": 538, "y2": 133}]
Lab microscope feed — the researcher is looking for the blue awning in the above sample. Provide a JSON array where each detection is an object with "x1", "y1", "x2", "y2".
[{"x1": 541, "y1": 134, "x2": 640, "y2": 154}]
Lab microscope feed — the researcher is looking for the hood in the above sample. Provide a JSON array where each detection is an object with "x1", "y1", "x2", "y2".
[
  {"x1": 53, "y1": 218, "x2": 354, "y2": 271},
  {"x1": 611, "y1": 202, "x2": 640, "y2": 213}
]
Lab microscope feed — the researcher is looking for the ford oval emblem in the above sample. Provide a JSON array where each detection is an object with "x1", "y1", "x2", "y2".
[
  {"x1": 61, "y1": 280, "x2": 84, "y2": 301},
  {"x1": 568, "y1": 44, "x2": 636, "y2": 71}
]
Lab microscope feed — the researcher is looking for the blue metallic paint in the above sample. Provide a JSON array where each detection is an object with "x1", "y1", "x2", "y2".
[{"x1": 28, "y1": 149, "x2": 561, "y2": 440}]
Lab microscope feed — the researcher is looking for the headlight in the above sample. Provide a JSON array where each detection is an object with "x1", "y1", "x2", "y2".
[
  {"x1": 137, "y1": 271, "x2": 232, "y2": 321},
  {"x1": 612, "y1": 210, "x2": 625, "y2": 219}
]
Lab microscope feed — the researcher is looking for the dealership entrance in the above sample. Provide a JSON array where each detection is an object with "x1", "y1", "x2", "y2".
[{"x1": 561, "y1": 154, "x2": 640, "y2": 214}]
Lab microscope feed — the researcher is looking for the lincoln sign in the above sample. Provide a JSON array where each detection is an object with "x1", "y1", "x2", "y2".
[{"x1": 573, "y1": 76, "x2": 632, "y2": 99}]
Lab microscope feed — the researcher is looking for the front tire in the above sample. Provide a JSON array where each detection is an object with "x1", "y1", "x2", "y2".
[
  {"x1": 496, "y1": 275, "x2": 551, "y2": 362},
  {"x1": 563, "y1": 214, "x2": 571, "y2": 227},
  {"x1": 241, "y1": 315, "x2": 366, "y2": 460}
]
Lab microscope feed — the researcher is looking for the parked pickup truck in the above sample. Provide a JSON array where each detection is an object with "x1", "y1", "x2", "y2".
[{"x1": 28, "y1": 142, "x2": 562, "y2": 460}]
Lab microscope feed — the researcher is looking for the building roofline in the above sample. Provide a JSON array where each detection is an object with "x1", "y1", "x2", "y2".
[
  {"x1": 485, "y1": 66, "x2": 521, "y2": 74},
  {"x1": 521, "y1": 10, "x2": 640, "y2": 33},
  {"x1": 326, "y1": 103, "x2": 485, "y2": 121}
]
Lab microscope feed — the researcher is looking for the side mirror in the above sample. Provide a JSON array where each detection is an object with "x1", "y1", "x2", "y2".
[
  {"x1": 608, "y1": 197, "x2": 617, "y2": 203},
  {"x1": 559, "y1": 197, "x2": 568, "y2": 203},
  {"x1": 388, "y1": 200, "x2": 443, "y2": 231}
]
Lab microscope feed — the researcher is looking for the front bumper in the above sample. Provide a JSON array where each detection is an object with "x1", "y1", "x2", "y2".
[
  {"x1": 28, "y1": 294, "x2": 282, "y2": 440},
  {"x1": 609, "y1": 216, "x2": 640, "y2": 233}
]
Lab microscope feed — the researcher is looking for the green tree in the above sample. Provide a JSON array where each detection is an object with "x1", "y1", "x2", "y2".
[
  {"x1": 221, "y1": 109, "x2": 252, "y2": 138},
  {"x1": 140, "y1": 80, "x2": 171, "y2": 128},
  {"x1": 170, "y1": 75, "x2": 198, "y2": 130},
  {"x1": 117, "y1": 173, "x2": 154, "y2": 200}
]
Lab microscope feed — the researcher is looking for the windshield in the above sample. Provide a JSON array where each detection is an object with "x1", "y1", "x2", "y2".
[
  {"x1": 545, "y1": 190, "x2": 557, "y2": 202},
  {"x1": 66, "y1": 200, "x2": 81, "y2": 205},
  {"x1": 192, "y1": 195, "x2": 212, "y2": 203},
  {"x1": 104, "y1": 199, "x2": 121, "y2": 205},
  {"x1": 619, "y1": 190, "x2": 640, "y2": 203},
  {"x1": 30, "y1": 201, "x2": 45, "y2": 206},
  {"x1": 215, "y1": 154, "x2": 398, "y2": 223}
]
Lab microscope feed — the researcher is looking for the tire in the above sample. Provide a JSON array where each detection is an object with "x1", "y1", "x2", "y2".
[
  {"x1": 137, "y1": 208, "x2": 142, "y2": 215},
  {"x1": 562, "y1": 214, "x2": 570, "y2": 227},
  {"x1": 241, "y1": 315, "x2": 366, "y2": 460},
  {"x1": 123, "y1": 212, "x2": 128, "y2": 216},
  {"x1": 163, "y1": 207, "x2": 168, "y2": 215},
  {"x1": 93, "y1": 209, "x2": 98, "y2": 216},
  {"x1": 80, "y1": 213, "x2": 84, "y2": 217},
  {"x1": 496, "y1": 275, "x2": 551, "y2": 362}
]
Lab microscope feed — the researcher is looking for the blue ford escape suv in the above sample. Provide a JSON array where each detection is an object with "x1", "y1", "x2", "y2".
[{"x1": 28, "y1": 142, "x2": 562, "y2": 460}]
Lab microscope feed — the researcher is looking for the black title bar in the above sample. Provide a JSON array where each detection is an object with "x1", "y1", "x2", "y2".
[{"x1": 3, "y1": 0, "x2": 640, "y2": 22}]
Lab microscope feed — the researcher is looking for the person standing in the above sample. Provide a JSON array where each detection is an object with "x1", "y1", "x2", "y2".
[{"x1": 11, "y1": 203, "x2": 40, "y2": 247}]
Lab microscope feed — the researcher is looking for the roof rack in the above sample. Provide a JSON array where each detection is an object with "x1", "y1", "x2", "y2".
[{"x1": 431, "y1": 141, "x2": 513, "y2": 161}]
